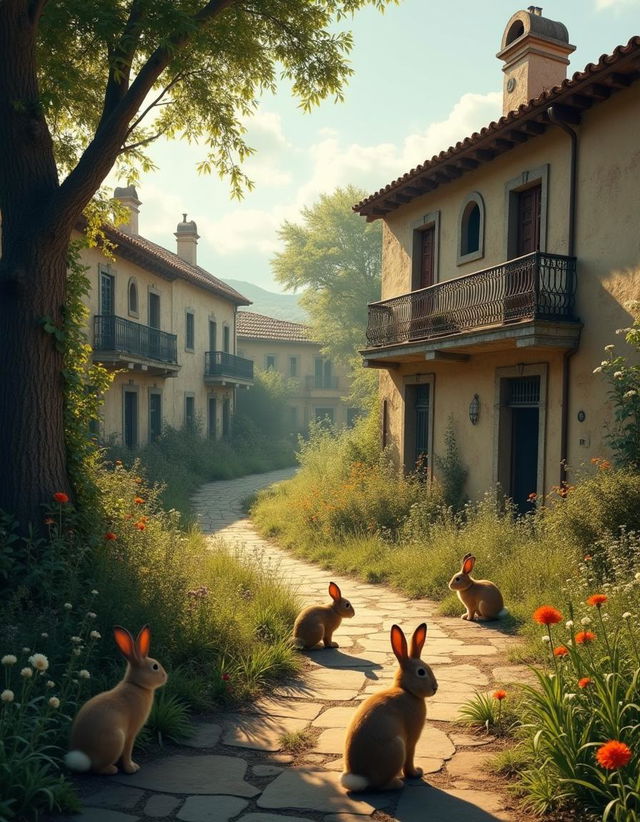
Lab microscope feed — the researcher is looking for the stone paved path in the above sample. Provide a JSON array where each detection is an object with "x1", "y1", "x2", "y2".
[{"x1": 50, "y1": 468, "x2": 535, "y2": 822}]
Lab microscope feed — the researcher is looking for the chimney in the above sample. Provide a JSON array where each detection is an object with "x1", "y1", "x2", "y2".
[
  {"x1": 175, "y1": 214, "x2": 199, "y2": 266},
  {"x1": 497, "y1": 9, "x2": 575, "y2": 116},
  {"x1": 113, "y1": 185, "x2": 141, "y2": 235}
]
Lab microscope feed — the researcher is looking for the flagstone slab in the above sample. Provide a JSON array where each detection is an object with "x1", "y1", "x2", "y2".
[
  {"x1": 80, "y1": 786, "x2": 144, "y2": 809},
  {"x1": 450, "y1": 645, "x2": 501, "y2": 657},
  {"x1": 446, "y1": 751, "x2": 493, "y2": 780},
  {"x1": 314, "y1": 727, "x2": 346, "y2": 755},
  {"x1": 239, "y1": 815, "x2": 313, "y2": 822},
  {"x1": 415, "y1": 725, "x2": 456, "y2": 760},
  {"x1": 144, "y1": 795, "x2": 182, "y2": 817},
  {"x1": 222, "y1": 713, "x2": 310, "y2": 751},
  {"x1": 257, "y1": 768, "x2": 392, "y2": 814},
  {"x1": 450, "y1": 732, "x2": 495, "y2": 747},
  {"x1": 51, "y1": 812, "x2": 139, "y2": 822},
  {"x1": 431, "y1": 664, "x2": 489, "y2": 686},
  {"x1": 252, "y1": 764, "x2": 285, "y2": 777},
  {"x1": 491, "y1": 666, "x2": 536, "y2": 685},
  {"x1": 313, "y1": 707, "x2": 358, "y2": 728},
  {"x1": 181, "y1": 721, "x2": 222, "y2": 748},
  {"x1": 112, "y1": 754, "x2": 259, "y2": 797},
  {"x1": 177, "y1": 795, "x2": 248, "y2": 821},
  {"x1": 394, "y1": 784, "x2": 512, "y2": 821},
  {"x1": 250, "y1": 698, "x2": 324, "y2": 721},
  {"x1": 304, "y1": 650, "x2": 387, "y2": 669},
  {"x1": 427, "y1": 701, "x2": 465, "y2": 722}
]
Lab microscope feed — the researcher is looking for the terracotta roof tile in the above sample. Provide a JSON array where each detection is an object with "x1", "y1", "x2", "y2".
[
  {"x1": 237, "y1": 311, "x2": 312, "y2": 343},
  {"x1": 355, "y1": 35, "x2": 640, "y2": 218}
]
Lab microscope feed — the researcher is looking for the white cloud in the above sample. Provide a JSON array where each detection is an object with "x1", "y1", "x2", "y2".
[{"x1": 595, "y1": 0, "x2": 640, "y2": 8}]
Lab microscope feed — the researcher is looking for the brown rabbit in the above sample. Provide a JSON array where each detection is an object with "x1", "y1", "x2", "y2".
[
  {"x1": 341, "y1": 623, "x2": 438, "y2": 791},
  {"x1": 448, "y1": 553, "x2": 505, "y2": 620},
  {"x1": 293, "y1": 581, "x2": 355, "y2": 649},
  {"x1": 64, "y1": 626, "x2": 167, "y2": 774}
]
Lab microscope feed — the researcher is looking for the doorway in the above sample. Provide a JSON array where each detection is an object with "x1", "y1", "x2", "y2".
[{"x1": 497, "y1": 375, "x2": 541, "y2": 513}]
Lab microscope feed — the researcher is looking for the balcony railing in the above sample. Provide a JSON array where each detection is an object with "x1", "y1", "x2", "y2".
[
  {"x1": 205, "y1": 351, "x2": 253, "y2": 381},
  {"x1": 366, "y1": 252, "x2": 577, "y2": 348},
  {"x1": 94, "y1": 315, "x2": 178, "y2": 364},
  {"x1": 305, "y1": 375, "x2": 339, "y2": 391}
]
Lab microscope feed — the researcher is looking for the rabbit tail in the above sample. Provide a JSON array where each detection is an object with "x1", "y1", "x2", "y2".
[
  {"x1": 498, "y1": 607, "x2": 509, "y2": 618},
  {"x1": 64, "y1": 750, "x2": 92, "y2": 772},
  {"x1": 340, "y1": 772, "x2": 369, "y2": 792}
]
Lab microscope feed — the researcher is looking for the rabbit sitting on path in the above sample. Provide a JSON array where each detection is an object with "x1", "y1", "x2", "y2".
[
  {"x1": 293, "y1": 581, "x2": 355, "y2": 649},
  {"x1": 65, "y1": 625, "x2": 167, "y2": 774},
  {"x1": 448, "y1": 553, "x2": 506, "y2": 621}
]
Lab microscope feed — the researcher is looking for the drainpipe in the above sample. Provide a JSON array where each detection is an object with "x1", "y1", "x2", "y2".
[{"x1": 547, "y1": 104, "x2": 581, "y2": 489}]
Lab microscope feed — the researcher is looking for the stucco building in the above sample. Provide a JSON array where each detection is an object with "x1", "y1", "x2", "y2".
[
  {"x1": 237, "y1": 310, "x2": 357, "y2": 432},
  {"x1": 357, "y1": 10, "x2": 640, "y2": 510},
  {"x1": 83, "y1": 187, "x2": 253, "y2": 447}
]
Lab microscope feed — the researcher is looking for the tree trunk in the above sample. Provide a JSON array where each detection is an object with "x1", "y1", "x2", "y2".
[{"x1": 0, "y1": 236, "x2": 70, "y2": 529}]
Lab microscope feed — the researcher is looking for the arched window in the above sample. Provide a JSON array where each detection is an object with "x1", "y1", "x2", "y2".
[
  {"x1": 505, "y1": 20, "x2": 524, "y2": 46},
  {"x1": 458, "y1": 192, "x2": 485, "y2": 264},
  {"x1": 128, "y1": 279, "x2": 139, "y2": 316}
]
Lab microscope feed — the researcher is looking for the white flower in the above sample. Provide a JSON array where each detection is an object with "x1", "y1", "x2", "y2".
[
  {"x1": 1, "y1": 655, "x2": 17, "y2": 666},
  {"x1": 22, "y1": 647, "x2": 30, "y2": 653},
  {"x1": 40, "y1": 633, "x2": 48, "y2": 639},
  {"x1": 48, "y1": 697, "x2": 60, "y2": 709},
  {"x1": 601, "y1": 614, "x2": 610, "y2": 622},
  {"x1": 635, "y1": 573, "x2": 640, "y2": 581},
  {"x1": 592, "y1": 366, "x2": 602, "y2": 374},
  {"x1": 87, "y1": 612, "x2": 96, "y2": 620},
  {"x1": 20, "y1": 667, "x2": 32, "y2": 678},
  {"x1": 604, "y1": 344, "x2": 615, "y2": 351},
  {"x1": 564, "y1": 693, "x2": 576, "y2": 701},
  {"x1": 46, "y1": 680, "x2": 55, "y2": 688},
  {"x1": 613, "y1": 371, "x2": 624, "y2": 379},
  {"x1": 565, "y1": 620, "x2": 574, "y2": 629},
  {"x1": 29, "y1": 653, "x2": 49, "y2": 672},
  {"x1": 89, "y1": 631, "x2": 101, "y2": 640},
  {"x1": 63, "y1": 603, "x2": 72, "y2": 610},
  {"x1": 601, "y1": 360, "x2": 608, "y2": 366},
  {"x1": 73, "y1": 648, "x2": 82, "y2": 656},
  {"x1": 71, "y1": 636, "x2": 81, "y2": 644},
  {"x1": 1, "y1": 689, "x2": 15, "y2": 702},
  {"x1": 542, "y1": 635, "x2": 551, "y2": 643},
  {"x1": 78, "y1": 670, "x2": 90, "y2": 679},
  {"x1": 624, "y1": 390, "x2": 637, "y2": 398},
  {"x1": 622, "y1": 612, "x2": 633, "y2": 620},
  {"x1": 581, "y1": 616, "x2": 592, "y2": 625},
  {"x1": 91, "y1": 589, "x2": 98, "y2": 596}
]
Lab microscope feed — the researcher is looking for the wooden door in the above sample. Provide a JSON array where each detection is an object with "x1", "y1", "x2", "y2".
[
  {"x1": 516, "y1": 184, "x2": 541, "y2": 256},
  {"x1": 419, "y1": 226, "x2": 435, "y2": 289}
]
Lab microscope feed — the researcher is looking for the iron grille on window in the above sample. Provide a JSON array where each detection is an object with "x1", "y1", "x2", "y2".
[{"x1": 507, "y1": 376, "x2": 540, "y2": 406}]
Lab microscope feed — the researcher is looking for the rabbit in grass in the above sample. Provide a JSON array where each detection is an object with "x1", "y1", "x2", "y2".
[
  {"x1": 448, "y1": 553, "x2": 506, "y2": 620},
  {"x1": 293, "y1": 581, "x2": 355, "y2": 649},
  {"x1": 65, "y1": 625, "x2": 167, "y2": 774},
  {"x1": 341, "y1": 623, "x2": 438, "y2": 791}
]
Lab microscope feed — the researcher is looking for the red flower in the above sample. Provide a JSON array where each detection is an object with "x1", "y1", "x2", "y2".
[
  {"x1": 133, "y1": 521, "x2": 146, "y2": 531},
  {"x1": 586, "y1": 594, "x2": 607, "y2": 608},
  {"x1": 222, "y1": 673, "x2": 230, "y2": 681},
  {"x1": 527, "y1": 492, "x2": 537, "y2": 502},
  {"x1": 492, "y1": 690, "x2": 507, "y2": 700},
  {"x1": 553, "y1": 646, "x2": 569, "y2": 657},
  {"x1": 134, "y1": 496, "x2": 145, "y2": 505},
  {"x1": 575, "y1": 631, "x2": 596, "y2": 644},
  {"x1": 104, "y1": 532, "x2": 117, "y2": 541},
  {"x1": 596, "y1": 740, "x2": 632, "y2": 770},
  {"x1": 533, "y1": 605, "x2": 563, "y2": 625},
  {"x1": 578, "y1": 677, "x2": 593, "y2": 688},
  {"x1": 584, "y1": 555, "x2": 593, "y2": 562},
  {"x1": 53, "y1": 492, "x2": 69, "y2": 504}
]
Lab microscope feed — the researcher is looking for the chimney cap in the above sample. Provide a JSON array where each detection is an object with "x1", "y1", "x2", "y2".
[
  {"x1": 499, "y1": 9, "x2": 571, "y2": 53},
  {"x1": 113, "y1": 185, "x2": 141, "y2": 205},
  {"x1": 175, "y1": 213, "x2": 199, "y2": 237}
]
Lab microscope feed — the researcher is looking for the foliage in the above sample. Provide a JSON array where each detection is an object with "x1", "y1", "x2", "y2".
[
  {"x1": 594, "y1": 303, "x2": 640, "y2": 469},
  {"x1": 143, "y1": 693, "x2": 193, "y2": 747},
  {"x1": 458, "y1": 690, "x2": 517, "y2": 737},
  {"x1": 434, "y1": 416, "x2": 468, "y2": 511},
  {"x1": 272, "y1": 185, "x2": 382, "y2": 391},
  {"x1": 235, "y1": 368, "x2": 296, "y2": 440}
]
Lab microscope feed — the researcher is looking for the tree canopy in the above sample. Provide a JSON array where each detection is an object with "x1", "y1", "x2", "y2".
[{"x1": 272, "y1": 185, "x2": 382, "y2": 368}]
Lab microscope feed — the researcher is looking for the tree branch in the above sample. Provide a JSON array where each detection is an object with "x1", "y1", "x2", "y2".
[
  {"x1": 119, "y1": 127, "x2": 170, "y2": 154},
  {"x1": 99, "y1": 0, "x2": 148, "y2": 125},
  {"x1": 123, "y1": 72, "x2": 186, "y2": 140}
]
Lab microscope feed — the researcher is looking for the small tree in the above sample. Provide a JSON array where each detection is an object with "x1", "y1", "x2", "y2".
[
  {"x1": 594, "y1": 302, "x2": 640, "y2": 469},
  {"x1": 434, "y1": 416, "x2": 468, "y2": 511}
]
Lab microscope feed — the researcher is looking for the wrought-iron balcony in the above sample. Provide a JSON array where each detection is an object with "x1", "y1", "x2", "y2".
[
  {"x1": 204, "y1": 351, "x2": 253, "y2": 386},
  {"x1": 364, "y1": 252, "x2": 581, "y2": 360},
  {"x1": 93, "y1": 315, "x2": 180, "y2": 376},
  {"x1": 304, "y1": 375, "x2": 339, "y2": 391}
]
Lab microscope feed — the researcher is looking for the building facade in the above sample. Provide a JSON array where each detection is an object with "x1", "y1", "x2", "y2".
[
  {"x1": 237, "y1": 311, "x2": 357, "y2": 432},
  {"x1": 83, "y1": 187, "x2": 253, "y2": 447},
  {"x1": 357, "y1": 11, "x2": 640, "y2": 509}
]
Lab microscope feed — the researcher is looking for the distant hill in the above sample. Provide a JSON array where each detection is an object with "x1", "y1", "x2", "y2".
[{"x1": 224, "y1": 279, "x2": 307, "y2": 323}]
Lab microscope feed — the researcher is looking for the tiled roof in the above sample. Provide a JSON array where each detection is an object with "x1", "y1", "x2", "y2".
[
  {"x1": 355, "y1": 35, "x2": 640, "y2": 219},
  {"x1": 102, "y1": 224, "x2": 251, "y2": 306},
  {"x1": 237, "y1": 311, "x2": 312, "y2": 343}
]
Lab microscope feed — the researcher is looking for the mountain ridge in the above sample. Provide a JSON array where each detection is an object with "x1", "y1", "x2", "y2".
[{"x1": 224, "y1": 278, "x2": 307, "y2": 323}]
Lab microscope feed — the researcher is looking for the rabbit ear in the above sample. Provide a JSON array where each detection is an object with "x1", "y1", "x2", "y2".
[
  {"x1": 113, "y1": 626, "x2": 136, "y2": 661},
  {"x1": 462, "y1": 555, "x2": 476, "y2": 574},
  {"x1": 136, "y1": 625, "x2": 151, "y2": 658},
  {"x1": 390, "y1": 625, "x2": 408, "y2": 663},
  {"x1": 328, "y1": 582, "x2": 341, "y2": 601},
  {"x1": 409, "y1": 623, "x2": 427, "y2": 658}
]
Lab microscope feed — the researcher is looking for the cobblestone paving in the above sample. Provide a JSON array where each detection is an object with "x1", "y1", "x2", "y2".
[{"x1": 50, "y1": 468, "x2": 535, "y2": 822}]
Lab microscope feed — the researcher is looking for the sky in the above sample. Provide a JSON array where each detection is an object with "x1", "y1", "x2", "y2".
[{"x1": 112, "y1": 0, "x2": 640, "y2": 293}]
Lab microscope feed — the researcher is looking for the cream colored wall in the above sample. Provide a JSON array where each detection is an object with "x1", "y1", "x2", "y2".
[
  {"x1": 79, "y1": 238, "x2": 237, "y2": 444},
  {"x1": 377, "y1": 82, "x2": 640, "y2": 496},
  {"x1": 237, "y1": 338, "x2": 354, "y2": 428}
]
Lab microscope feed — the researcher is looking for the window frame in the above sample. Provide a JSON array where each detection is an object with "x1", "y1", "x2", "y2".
[
  {"x1": 504, "y1": 164, "x2": 549, "y2": 260},
  {"x1": 185, "y1": 309, "x2": 195, "y2": 352},
  {"x1": 457, "y1": 191, "x2": 486, "y2": 266},
  {"x1": 411, "y1": 210, "x2": 440, "y2": 290},
  {"x1": 127, "y1": 278, "x2": 139, "y2": 318}
]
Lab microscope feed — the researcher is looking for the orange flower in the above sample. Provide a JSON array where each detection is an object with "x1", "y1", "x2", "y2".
[
  {"x1": 553, "y1": 646, "x2": 569, "y2": 657},
  {"x1": 53, "y1": 492, "x2": 69, "y2": 504},
  {"x1": 527, "y1": 492, "x2": 537, "y2": 502},
  {"x1": 578, "y1": 677, "x2": 593, "y2": 688},
  {"x1": 492, "y1": 690, "x2": 507, "y2": 700},
  {"x1": 584, "y1": 555, "x2": 593, "y2": 562},
  {"x1": 133, "y1": 520, "x2": 146, "y2": 531},
  {"x1": 133, "y1": 496, "x2": 145, "y2": 505},
  {"x1": 533, "y1": 605, "x2": 563, "y2": 625},
  {"x1": 104, "y1": 532, "x2": 117, "y2": 541},
  {"x1": 596, "y1": 740, "x2": 632, "y2": 770},
  {"x1": 44, "y1": 517, "x2": 55, "y2": 526},
  {"x1": 114, "y1": 459, "x2": 123, "y2": 466},
  {"x1": 587, "y1": 594, "x2": 607, "y2": 608},
  {"x1": 575, "y1": 631, "x2": 596, "y2": 644}
]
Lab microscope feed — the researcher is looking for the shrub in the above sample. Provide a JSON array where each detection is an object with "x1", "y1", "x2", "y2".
[{"x1": 434, "y1": 416, "x2": 468, "y2": 511}]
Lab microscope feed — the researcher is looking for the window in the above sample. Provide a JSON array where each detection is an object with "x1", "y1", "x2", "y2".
[
  {"x1": 185, "y1": 311, "x2": 195, "y2": 351},
  {"x1": 100, "y1": 268, "x2": 115, "y2": 315},
  {"x1": 314, "y1": 358, "x2": 333, "y2": 389},
  {"x1": 123, "y1": 390, "x2": 138, "y2": 449},
  {"x1": 222, "y1": 398, "x2": 231, "y2": 438},
  {"x1": 505, "y1": 165, "x2": 549, "y2": 259},
  {"x1": 347, "y1": 408, "x2": 360, "y2": 428},
  {"x1": 289, "y1": 356, "x2": 298, "y2": 377},
  {"x1": 184, "y1": 395, "x2": 195, "y2": 430},
  {"x1": 315, "y1": 407, "x2": 334, "y2": 426},
  {"x1": 208, "y1": 396, "x2": 217, "y2": 439},
  {"x1": 128, "y1": 279, "x2": 139, "y2": 316},
  {"x1": 208, "y1": 320, "x2": 217, "y2": 352},
  {"x1": 411, "y1": 211, "x2": 440, "y2": 290},
  {"x1": 148, "y1": 291, "x2": 160, "y2": 328},
  {"x1": 457, "y1": 192, "x2": 485, "y2": 265},
  {"x1": 149, "y1": 392, "x2": 162, "y2": 442},
  {"x1": 266, "y1": 355, "x2": 277, "y2": 370},
  {"x1": 223, "y1": 325, "x2": 230, "y2": 353}
]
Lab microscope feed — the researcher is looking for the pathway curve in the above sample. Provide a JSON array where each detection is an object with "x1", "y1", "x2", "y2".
[{"x1": 52, "y1": 468, "x2": 535, "y2": 822}]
